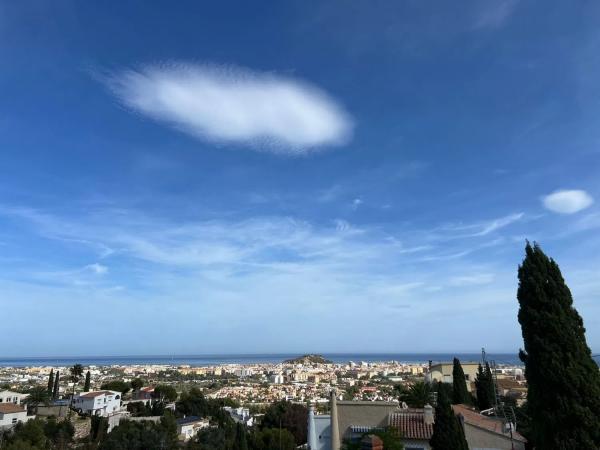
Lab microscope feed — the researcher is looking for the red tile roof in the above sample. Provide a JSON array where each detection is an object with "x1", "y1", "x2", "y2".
[
  {"x1": 0, "y1": 404, "x2": 26, "y2": 414},
  {"x1": 79, "y1": 390, "x2": 115, "y2": 398},
  {"x1": 389, "y1": 412, "x2": 434, "y2": 440},
  {"x1": 452, "y1": 404, "x2": 527, "y2": 443}
]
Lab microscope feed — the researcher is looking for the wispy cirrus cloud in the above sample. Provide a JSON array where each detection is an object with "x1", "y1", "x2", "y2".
[
  {"x1": 438, "y1": 212, "x2": 525, "y2": 238},
  {"x1": 0, "y1": 203, "x2": 558, "y2": 353},
  {"x1": 472, "y1": 0, "x2": 519, "y2": 30},
  {"x1": 104, "y1": 63, "x2": 353, "y2": 154},
  {"x1": 542, "y1": 189, "x2": 594, "y2": 214}
]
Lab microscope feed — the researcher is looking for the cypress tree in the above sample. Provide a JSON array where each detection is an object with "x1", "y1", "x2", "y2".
[
  {"x1": 484, "y1": 363, "x2": 495, "y2": 406},
  {"x1": 84, "y1": 371, "x2": 91, "y2": 392},
  {"x1": 517, "y1": 242, "x2": 600, "y2": 448},
  {"x1": 430, "y1": 383, "x2": 469, "y2": 450},
  {"x1": 452, "y1": 358, "x2": 470, "y2": 405},
  {"x1": 47, "y1": 369, "x2": 54, "y2": 395},
  {"x1": 475, "y1": 362, "x2": 495, "y2": 411},
  {"x1": 235, "y1": 422, "x2": 248, "y2": 450},
  {"x1": 53, "y1": 371, "x2": 60, "y2": 399}
]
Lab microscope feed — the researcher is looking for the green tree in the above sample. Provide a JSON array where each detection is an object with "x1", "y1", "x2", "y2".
[
  {"x1": 47, "y1": 370, "x2": 54, "y2": 396},
  {"x1": 3, "y1": 440, "x2": 43, "y2": 450},
  {"x1": 249, "y1": 428, "x2": 296, "y2": 450},
  {"x1": 84, "y1": 371, "x2": 91, "y2": 392},
  {"x1": 451, "y1": 358, "x2": 470, "y2": 405},
  {"x1": 430, "y1": 384, "x2": 468, "y2": 450},
  {"x1": 235, "y1": 422, "x2": 248, "y2": 450},
  {"x1": 100, "y1": 380, "x2": 131, "y2": 395},
  {"x1": 44, "y1": 416, "x2": 75, "y2": 448},
  {"x1": 69, "y1": 364, "x2": 84, "y2": 416},
  {"x1": 70, "y1": 364, "x2": 84, "y2": 380},
  {"x1": 261, "y1": 400, "x2": 308, "y2": 445},
  {"x1": 26, "y1": 386, "x2": 50, "y2": 415},
  {"x1": 398, "y1": 381, "x2": 432, "y2": 408},
  {"x1": 517, "y1": 242, "x2": 600, "y2": 448},
  {"x1": 98, "y1": 415, "x2": 178, "y2": 450},
  {"x1": 152, "y1": 385, "x2": 178, "y2": 403},
  {"x1": 7, "y1": 419, "x2": 48, "y2": 449},
  {"x1": 90, "y1": 416, "x2": 109, "y2": 442},
  {"x1": 474, "y1": 363, "x2": 495, "y2": 411},
  {"x1": 52, "y1": 371, "x2": 60, "y2": 400},
  {"x1": 130, "y1": 378, "x2": 144, "y2": 391}
]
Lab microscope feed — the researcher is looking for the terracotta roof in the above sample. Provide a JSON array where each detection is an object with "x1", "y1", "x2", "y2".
[
  {"x1": 452, "y1": 404, "x2": 527, "y2": 443},
  {"x1": 389, "y1": 412, "x2": 434, "y2": 440},
  {"x1": 79, "y1": 390, "x2": 115, "y2": 398},
  {"x1": 0, "y1": 404, "x2": 26, "y2": 414},
  {"x1": 496, "y1": 379, "x2": 523, "y2": 390}
]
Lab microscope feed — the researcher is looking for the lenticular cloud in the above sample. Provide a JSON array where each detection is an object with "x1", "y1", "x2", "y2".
[
  {"x1": 542, "y1": 189, "x2": 594, "y2": 214},
  {"x1": 107, "y1": 63, "x2": 353, "y2": 153}
]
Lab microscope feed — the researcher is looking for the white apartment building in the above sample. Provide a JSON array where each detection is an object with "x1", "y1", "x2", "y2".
[
  {"x1": 72, "y1": 390, "x2": 122, "y2": 416},
  {"x1": 0, "y1": 390, "x2": 29, "y2": 405},
  {"x1": 0, "y1": 404, "x2": 31, "y2": 429},
  {"x1": 269, "y1": 373, "x2": 284, "y2": 384}
]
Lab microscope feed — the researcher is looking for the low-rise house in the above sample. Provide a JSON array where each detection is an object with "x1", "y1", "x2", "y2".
[
  {"x1": 72, "y1": 390, "x2": 122, "y2": 417},
  {"x1": 0, "y1": 390, "x2": 29, "y2": 405},
  {"x1": 453, "y1": 404, "x2": 527, "y2": 450},
  {"x1": 0, "y1": 404, "x2": 32, "y2": 429},
  {"x1": 223, "y1": 406, "x2": 254, "y2": 427},
  {"x1": 177, "y1": 416, "x2": 210, "y2": 442},
  {"x1": 389, "y1": 406, "x2": 434, "y2": 450},
  {"x1": 309, "y1": 392, "x2": 436, "y2": 450},
  {"x1": 132, "y1": 386, "x2": 154, "y2": 405},
  {"x1": 426, "y1": 362, "x2": 480, "y2": 392}
]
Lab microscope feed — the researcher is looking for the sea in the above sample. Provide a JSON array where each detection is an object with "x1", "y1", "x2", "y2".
[{"x1": 0, "y1": 353, "x2": 526, "y2": 368}]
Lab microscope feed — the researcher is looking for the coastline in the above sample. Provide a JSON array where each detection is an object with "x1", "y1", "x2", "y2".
[{"x1": 0, "y1": 352, "x2": 523, "y2": 367}]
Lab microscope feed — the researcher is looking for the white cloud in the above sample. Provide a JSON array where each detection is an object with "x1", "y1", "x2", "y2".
[
  {"x1": 542, "y1": 190, "x2": 594, "y2": 214},
  {"x1": 2, "y1": 204, "x2": 546, "y2": 353},
  {"x1": 106, "y1": 63, "x2": 353, "y2": 154},
  {"x1": 440, "y1": 213, "x2": 524, "y2": 238},
  {"x1": 351, "y1": 198, "x2": 363, "y2": 210},
  {"x1": 85, "y1": 263, "x2": 108, "y2": 275}
]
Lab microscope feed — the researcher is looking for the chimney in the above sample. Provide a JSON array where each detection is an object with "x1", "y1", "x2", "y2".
[
  {"x1": 330, "y1": 389, "x2": 340, "y2": 450},
  {"x1": 424, "y1": 404, "x2": 434, "y2": 425}
]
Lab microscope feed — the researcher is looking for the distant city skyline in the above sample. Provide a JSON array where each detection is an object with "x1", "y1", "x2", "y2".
[{"x1": 1, "y1": 1, "x2": 600, "y2": 356}]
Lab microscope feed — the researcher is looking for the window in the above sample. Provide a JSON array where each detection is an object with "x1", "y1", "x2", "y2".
[{"x1": 12, "y1": 418, "x2": 17, "y2": 424}]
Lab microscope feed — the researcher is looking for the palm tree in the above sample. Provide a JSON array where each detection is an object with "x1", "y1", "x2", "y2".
[
  {"x1": 27, "y1": 386, "x2": 50, "y2": 414},
  {"x1": 399, "y1": 381, "x2": 433, "y2": 408},
  {"x1": 69, "y1": 364, "x2": 84, "y2": 415}
]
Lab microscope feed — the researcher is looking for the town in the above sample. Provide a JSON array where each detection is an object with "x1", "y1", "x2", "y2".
[{"x1": 0, "y1": 353, "x2": 528, "y2": 449}]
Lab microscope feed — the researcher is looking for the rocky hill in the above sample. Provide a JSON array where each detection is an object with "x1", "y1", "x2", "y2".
[{"x1": 283, "y1": 354, "x2": 332, "y2": 365}]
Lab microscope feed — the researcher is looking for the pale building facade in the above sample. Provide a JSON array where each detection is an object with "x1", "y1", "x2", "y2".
[
  {"x1": 0, "y1": 390, "x2": 29, "y2": 405},
  {"x1": 426, "y1": 362, "x2": 480, "y2": 391},
  {"x1": 0, "y1": 404, "x2": 31, "y2": 429},
  {"x1": 72, "y1": 390, "x2": 122, "y2": 416}
]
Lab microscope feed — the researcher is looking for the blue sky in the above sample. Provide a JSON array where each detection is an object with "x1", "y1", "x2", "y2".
[{"x1": 1, "y1": 0, "x2": 600, "y2": 356}]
